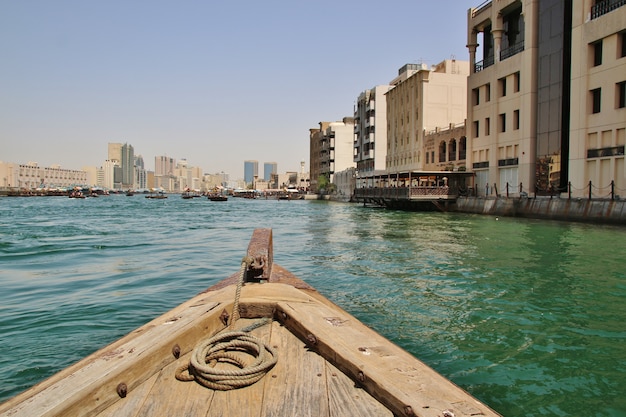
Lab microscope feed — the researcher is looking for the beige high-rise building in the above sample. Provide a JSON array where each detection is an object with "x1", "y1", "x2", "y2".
[
  {"x1": 385, "y1": 60, "x2": 469, "y2": 174},
  {"x1": 467, "y1": 0, "x2": 625, "y2": 198},
  {"x1": 569, "y1": 0, "x2": 626, "y2": 198},
  {"x1": 108, "y1": 143, "x2": 122, "y2": 163}
]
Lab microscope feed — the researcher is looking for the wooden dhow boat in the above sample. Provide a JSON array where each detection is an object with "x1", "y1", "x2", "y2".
[{"x1": 0, "y1": 229, "x2": 501, "y2": 417}]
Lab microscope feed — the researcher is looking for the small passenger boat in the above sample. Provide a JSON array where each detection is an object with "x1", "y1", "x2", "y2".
[
  {"x1": 208, "y1": 194, "x2": 228, "y2": 201},
  {"x1": 0, "y1": 229, "x2": 501, "y2": 417}
]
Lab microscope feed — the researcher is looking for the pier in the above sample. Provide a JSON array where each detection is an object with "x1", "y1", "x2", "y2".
[{"x1": 353, "y1": 171, "x2": 473, "y2": 210}]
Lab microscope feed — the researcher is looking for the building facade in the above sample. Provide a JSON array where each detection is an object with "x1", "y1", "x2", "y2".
[
  {"x1": 244, "y1": 160, "x2": 258, "y2": 185},
  {"x1": 467, "y1": 0, "x2": 625, "y2": 198},
  {"x1": 353, "y1": 85, "x2": 391, "y2": 183},
  {"x1": 569, "y1": 0, "x2": 626, "y2": 198},
  {"x1": 323, "y1": 118, "x2": 356, "y2": 184},
  {"x1": 423, "y1": 123, "x2": 468, "y2": 172},
  {"x1": 264, "y1": 162, "x2": 277, "y2": 181},
  {"x1": 0, "y1": 162, "x2": 87, "y2": 190},
  {"x1": 309, "y1": 123, "x2": 330, "y2": 193},
  {"x1": 120, "y1": 143, "x2": 134, "y2": 189},
  {"x1": 155, "y1": 156, "x2": 175, "y2": 177},
  {"x1": 386, "y1": 60, "x2": 469, "y2": 174}
]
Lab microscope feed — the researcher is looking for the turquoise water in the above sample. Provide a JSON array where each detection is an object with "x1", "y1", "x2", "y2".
[{"x1": 1, "y1": 195, "x2": 625, "y2": 416}]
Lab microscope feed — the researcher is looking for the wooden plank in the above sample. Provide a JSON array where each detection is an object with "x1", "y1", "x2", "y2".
[
  {"x1": 274, "y1": 298, "x2": 501, "y2": 417},
  {"x1": 95, "y1": 373, "x2": 159, "y2": 417},
  {"x1": 259, "y1": 320, "x2": 330, "y2": 417},
  {"x1": 132, "y1": 351, "x2": 215, "y2": 417},
  {"x1": 0, "y1": 296, "x2": 227, "y2": 417},
  {"x1": 325, "y1": 361, "x2": 393, "y2": 417}
]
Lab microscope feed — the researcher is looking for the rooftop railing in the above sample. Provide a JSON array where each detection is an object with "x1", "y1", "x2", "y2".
[{"x1": 591, "y1": 0, "x2": 625, "y2": 19}]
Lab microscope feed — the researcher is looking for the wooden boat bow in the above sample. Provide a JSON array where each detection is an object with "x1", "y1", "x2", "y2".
[{"x1": 0, "y1": 228, "x2": 502, "y2": 417}]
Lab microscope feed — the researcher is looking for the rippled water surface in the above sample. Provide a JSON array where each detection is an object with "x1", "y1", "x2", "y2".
[{"x1": 1, "y1": 195, "x2": 625, "y2": 416}]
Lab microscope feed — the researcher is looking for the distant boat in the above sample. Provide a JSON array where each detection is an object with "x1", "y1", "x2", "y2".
[
  {"x1": 208, "y1": 194, "x2": 228, "y2": 201},
  {"x1": 126, "y1": 190, "x2": 135, "y2": 196},
  {"x1": 146, "y1": 191, "x2": 167, "y2": 199}
]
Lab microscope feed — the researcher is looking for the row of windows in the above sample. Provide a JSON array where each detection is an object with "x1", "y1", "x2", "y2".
[
  {"x1": 472, "y1": 72, "x2": 521, "y2": 106},
  {"x1": 472, "y1": 110, "x2": 521, "y2": 137},
  {"x1": 590, "y1": 31, "x2": 626, "y2": 67},
  {"x1": 590, "y1": 81, "x2": 626, "y2": 113}
]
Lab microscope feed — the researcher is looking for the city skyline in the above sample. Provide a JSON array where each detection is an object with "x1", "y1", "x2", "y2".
[{"x1": 0, "y1": 0, "x2": 475, "y2": 179}]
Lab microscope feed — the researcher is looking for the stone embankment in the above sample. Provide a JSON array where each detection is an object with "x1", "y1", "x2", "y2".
[{"x1": 453, "y1": 196, "x2": 626, "y2": 225}]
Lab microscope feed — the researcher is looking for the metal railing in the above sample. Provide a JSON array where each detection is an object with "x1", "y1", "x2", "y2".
[
  {"x1": 591, "y1": 0, "x2": 625, "y2": 19},
  {"x1": 472, "y1": 180, "x2": 625, "y2": 201}
]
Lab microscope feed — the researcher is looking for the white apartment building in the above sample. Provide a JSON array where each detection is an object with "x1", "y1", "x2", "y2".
[
  {"x1": 386, "y1": 60, "x2": 469, "y2": 174},
  {"x1": 320, "y1": 117, "x2": 355, "y2": 183},
  {"x1": 354, "y1": 85, "x2": 391, "y2": 186}
]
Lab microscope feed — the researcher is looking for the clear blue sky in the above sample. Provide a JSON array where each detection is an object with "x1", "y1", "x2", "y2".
[{"x1": 0, "y1": 0, "x2": 477, "y2": 179}]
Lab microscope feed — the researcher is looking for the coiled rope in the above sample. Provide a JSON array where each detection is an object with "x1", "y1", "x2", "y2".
[{"x1": 175, "y1": 256, "x2": 277, "y2": 390}]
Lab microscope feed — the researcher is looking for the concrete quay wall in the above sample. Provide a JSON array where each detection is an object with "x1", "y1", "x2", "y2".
[{"x1": 453, "y1": 196, "x2": 626, "y2": 225}]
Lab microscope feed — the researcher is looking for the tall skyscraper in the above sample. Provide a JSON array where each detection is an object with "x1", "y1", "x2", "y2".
[
  {"x1": 155, "y1": 156, "x2": 175, "y2": 176},
  {"x1": 264, "y1": 162, "x2": 277, "y2": 181},
  {"x1": 244, "y1": 160, "x2": 258, "y2": 184},
  {"x1": 121, "y1": 143, "x2": 134, "y2": 187},
  {"x1": 108, "y1": 143, "x2": 122, "y2": 163}
]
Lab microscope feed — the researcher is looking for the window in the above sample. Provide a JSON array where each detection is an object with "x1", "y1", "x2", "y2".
[
  {"x1": 486, "y1": 83, "x2": 491, "y2": 102},
  {"x1": 592, "y1": 40, "x2": 603, "y2": 66},
  {"x1": 472, "y1": 88, "x2": 480, "y2": 106},
  {"x1": 500, "y1": 113, "x2": 507, "y2": 132},
  {"x1": 439, "y1": 141, "x2": 447, "y2": 163},
  {"x1": 618, "y1": 81, "x2": 626, "y2": 109},
  {"x1": 473, "y1": 120, "x2": 480, "y2": 138},
  {"x1": 514, "y1": 72, "x2": 521, "y2": 93},
  {"x1": 499, "y1": 77, "x2": 507, "y2": 97},
  {"x1": 514, "y1": 110, "x2": 520, "y2": 130},
  {"x1": 620, "y1": 31, "x2": 626, "y2": 58},
  {"x1": 485, "y1": 117, "x2": 491, "y2": 136},
  {"x1": 459, "y1": 137, "x2": 467, "y2": 160},
  {"x1": 591, "y1": 88, "x2": 602, "y2": 113},
  {"x1": 449, "y1": 139, "x2": 457, "y2": 161}
]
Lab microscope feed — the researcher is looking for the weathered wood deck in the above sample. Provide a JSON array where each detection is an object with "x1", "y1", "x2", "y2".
[{"x1": 0, "y1": 229, "x2": 501, "y2": 417}]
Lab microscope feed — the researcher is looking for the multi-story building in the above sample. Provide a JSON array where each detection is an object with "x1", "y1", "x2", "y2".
[
  {"x1": 102, "y1": 160, "x2": 117, "y2": 190},
  {"x1": 321, "y1": 118, "x2": 356, "y2": 184},
  {"x1": 108, "y1": 143, "x2": 122, "y2": 163},
  {"x1": 244, "y1": 160, "x2": 258, "y2": 185},
  {"x1": 134, "y1": 155, "x2": 147, "y2": 189},
  {"x1": 386, "y1": 60, "x2": 469, "y2": 174},
  {"x1": 466, "y1": 0, "x2": 625, "y2": 198},
  {"x1": 120, "y1": 143, "x2": 134, "y2": 188},
  {"x1": 354, "y1": 85, "x2": 391, "y2": 187},
  {"x1": 309, "y1": 122, "x2": 330, "y2": 192},
  {"x1": 155, "y1": 156, "x2": 175, "y2": 177},
  {"x1": 0, "y1": 162, "x2": 87, "y2": 189},
  {"x1": 467, "y1": 0, "x2": 548, "y2": 196},
  {"x1": 423, "y1": 122, "x2": 468, "y2": 172},
  {"x1": 569, "y1": 0, "x2": 626, "y2": 198},
  {"x1": 264, "y1": 162, "x2": 277, "y2": 181}
]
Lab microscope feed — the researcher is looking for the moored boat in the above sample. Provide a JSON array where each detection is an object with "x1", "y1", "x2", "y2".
[{"x1": 0, "y1": 229, "x2": 501, "y2": 417}]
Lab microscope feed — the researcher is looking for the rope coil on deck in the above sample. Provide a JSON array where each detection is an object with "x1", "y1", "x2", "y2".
[{"x1": 175, "y1": 257, "x2": 277, "y2": 390}]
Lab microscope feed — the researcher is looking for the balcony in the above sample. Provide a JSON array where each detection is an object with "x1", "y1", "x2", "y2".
[
  {"x1": 591, "y1": 0, "x2": 625, "y2": 19},
  {"x1": 500, "y1": 41, "x2": 524, "y2": 61},
  {"x1": 474, "y1": 55, "x2": 494, "y2": 73}
]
